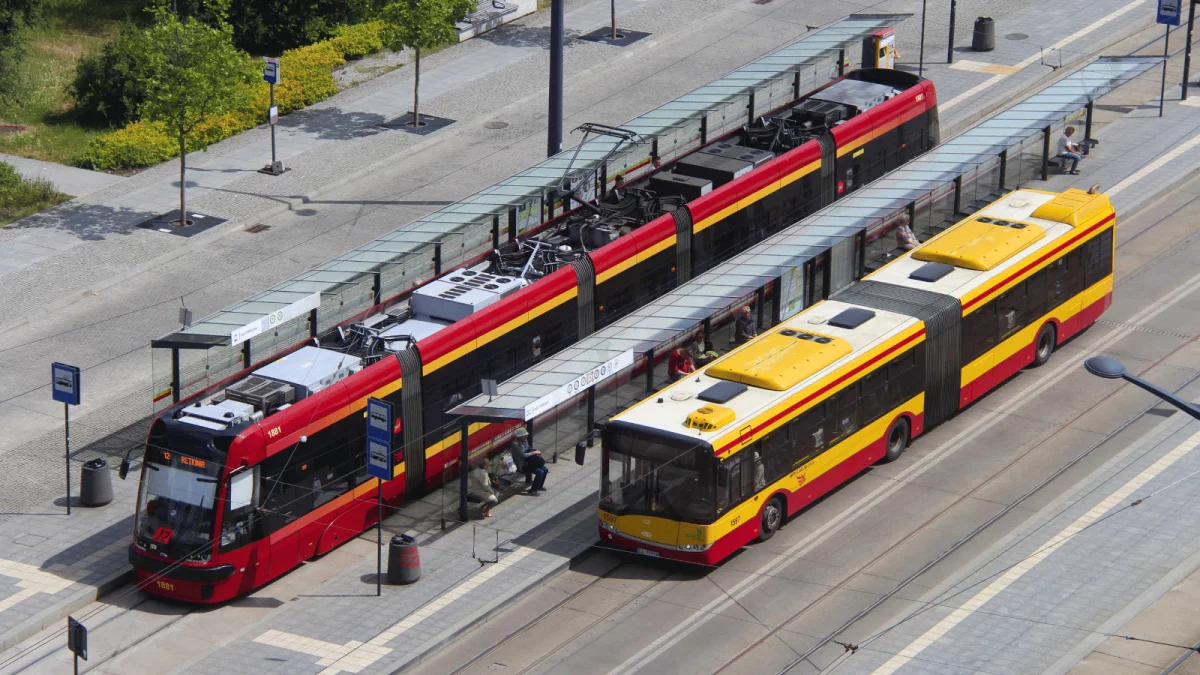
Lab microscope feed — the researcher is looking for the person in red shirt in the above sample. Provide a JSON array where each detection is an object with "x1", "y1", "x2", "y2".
[{"x1": 668, "y1": 347, "x2": 695, "y2": 383}]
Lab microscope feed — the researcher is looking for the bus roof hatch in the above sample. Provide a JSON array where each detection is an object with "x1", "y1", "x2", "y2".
[
  {"x1": 911, "y1": 218, "x2": 1044, "y2": 271},
  {"x1": 706, "y1": 329, "x2": 852, "y2": 391}
]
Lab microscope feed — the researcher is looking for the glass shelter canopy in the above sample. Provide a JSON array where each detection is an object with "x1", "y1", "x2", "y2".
[
  {"x1": 450, "y1": 56, "x2": 1160, "y2": 422},
  {"x1": 154, "y1": 13, "x2": 909, "y2": 353}
]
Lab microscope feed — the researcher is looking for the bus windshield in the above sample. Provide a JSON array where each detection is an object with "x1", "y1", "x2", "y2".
[
  {"x1": 601, "y1": 426, "x2": 714, "y2": 522},
  {"x1": 134, "y1": 447, "x2": 220, "y2": 561}
]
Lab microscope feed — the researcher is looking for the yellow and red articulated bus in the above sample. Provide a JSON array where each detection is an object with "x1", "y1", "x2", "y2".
[{"x1": 599, "y1": 187, "x2": 1115, "y2": 564}]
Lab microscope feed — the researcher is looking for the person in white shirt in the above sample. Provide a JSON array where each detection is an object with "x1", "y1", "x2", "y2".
[
  {"x1": 468, "y1": 459, "x2": 498, "y2": 517},
  {"x1": 1057, "y1": 126, "x2": 1083, "y2": 174}
]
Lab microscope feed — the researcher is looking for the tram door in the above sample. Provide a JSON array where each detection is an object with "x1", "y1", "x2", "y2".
[{"x1": 862, "y1": 28, "x2": 897, "y2": 69}]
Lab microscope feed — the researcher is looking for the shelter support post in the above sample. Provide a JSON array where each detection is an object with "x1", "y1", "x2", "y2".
[{"x1": 459, "y1": 418, "x2": 470, "y2": 524}]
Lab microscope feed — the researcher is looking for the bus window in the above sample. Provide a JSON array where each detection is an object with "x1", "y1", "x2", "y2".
[
  {"x1": 1027, "y1": 269, "x2": 1049, "y2": 319},
  {"x1": 830, "y1": 384, "x2": 861, "y2": 444},
  {"x1": 791, "y1": 402, "x2": 827, "y2": 464},
  {"x1": 861, "y1": 367, "x2": 889, "y2": 422},
  {"x1": 996, "y1": 284, "x2": 1027, "y2": 341},
  {"x1": 760, "y1": 428, "x2": 791, "y2": 484},
  {"x1": 1048, "y1": 257, "x2": 1070, "y2": 307},
  {"x1": 963, "y1": 304, "x2": 998, "y2": 363}
]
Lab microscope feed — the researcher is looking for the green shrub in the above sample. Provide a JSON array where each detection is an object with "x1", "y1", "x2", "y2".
[
  {"x1": 71, "y1": 23, "x2": 158, "y2": 126},
  {"x1": 76, "y1": 23, "x2": 386, "y2": 170},
  {"x1": 330, "y1": 21, "x2": 386, "y2": 60},
  {"x1": 76, "y1": 120, "x2": 176, "y2": 170},
  {"x1": 0, "y1": 159, "x2": 69, "y2": 225}
]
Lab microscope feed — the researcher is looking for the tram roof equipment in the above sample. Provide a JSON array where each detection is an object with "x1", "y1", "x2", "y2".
[{"x1": 450, "y1": 56, "x2": 1160, "y2": 423}]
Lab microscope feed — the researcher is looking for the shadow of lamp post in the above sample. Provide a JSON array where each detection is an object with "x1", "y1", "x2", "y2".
[{"x1": 1084, "y1": 355, "x2": 1200, "y2": 420}]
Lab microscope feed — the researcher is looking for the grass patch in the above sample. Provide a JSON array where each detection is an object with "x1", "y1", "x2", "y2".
[
  {"x1": 0, "y1": 161, "x2": 70, "y2": 226},
  {"x1": 0, "y1": 0, "x2": 143, "y2": 165}
]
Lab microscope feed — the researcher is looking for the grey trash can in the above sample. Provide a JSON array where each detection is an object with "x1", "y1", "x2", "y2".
[
  {"x1": 81, "y1": 458, "x2": 113, "y2": 507},
  {"x1": 972, "y1": 17, "x2": 995, "y2": 52},
  {"x1": 387, "y1": 534, "x2": 421, "y2": 585}
]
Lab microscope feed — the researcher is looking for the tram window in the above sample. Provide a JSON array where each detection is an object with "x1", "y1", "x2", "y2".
[{"x1": 220, "y1": 467, "x2": 260, "y2": 552}]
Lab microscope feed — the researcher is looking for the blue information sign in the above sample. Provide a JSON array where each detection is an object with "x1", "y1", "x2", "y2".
[
  {"x1": 51, "y1": 363, "x2": 81, "y2": 406},
  {"x1": 262, "y1": 58, "x2": 280, "y2": 84},
  {"x1": 1158, "y1": 0, "x2": 1181, "y2": 25},
  {"x1": 366, "y1": 398, "x2": 393, "y2": 480}
]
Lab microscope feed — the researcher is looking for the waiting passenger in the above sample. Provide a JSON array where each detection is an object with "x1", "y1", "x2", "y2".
[
  {"x1": 468, "y1": 458, "x2": 498, "y2": 518},
  {"x1": 668, "y1": 348, "x2": 695, "y2": 383},
  {"x1": 1057, "y1": 126, "x2": 1084, "y2": 175},
  {"x1": 508, "y1": 427, "x2": 548, "y2": 495},
  {"x1": 690, "y1": 332, "x2": 718, "y2": 367},
  {"x1": 895, "y1": 213, "x2": 920, "y2": 251},
  {"x1": 735, "y1": 306, "x2": 758, "y2": 345}
]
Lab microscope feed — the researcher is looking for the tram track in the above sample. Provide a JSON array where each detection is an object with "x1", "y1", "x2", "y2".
[
  {"x1": 419, "y1": 170, "x2": 1200, "y2": 675},
  {"x1": 705, "y1": 190, "x2": 1200, "y2": 674}
]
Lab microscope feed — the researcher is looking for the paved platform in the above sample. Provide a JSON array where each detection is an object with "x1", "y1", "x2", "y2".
[
  {"x1": 0, "y1": 154, "x2": 122, "y2": 199},
  {"x1": 0, "y1": 0, "x2": 1186, "y2": 667}
]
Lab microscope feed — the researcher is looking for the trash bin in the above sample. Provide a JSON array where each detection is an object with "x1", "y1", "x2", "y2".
[
  {"x1": 972, "y1": 17, "x2": 995, "y2": 52},
  {"x1": 80, "y1": 458, "x2": 112, "y2": 507},
  {"x1": 387, "y1": 534, "x2": 421, "y2": 585}
]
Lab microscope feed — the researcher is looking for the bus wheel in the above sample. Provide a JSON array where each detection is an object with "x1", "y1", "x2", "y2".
[
  {"x1": 882, "y1": 418, "x2": 910, "y2": 463},
  {"x1": 1033, "y1": 323, "x2": 1056, "y2": 367},
  {"x1": 758, "y1": 496, "x2": 785, "y2": 542}
]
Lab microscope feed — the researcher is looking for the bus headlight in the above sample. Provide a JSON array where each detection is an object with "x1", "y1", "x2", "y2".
[
  {"x1": 679, "y1": 543, "x2": 711, "y2": 552},
  {"x1": 599, "y1": 519, "x2": 618, "y2": 533}
]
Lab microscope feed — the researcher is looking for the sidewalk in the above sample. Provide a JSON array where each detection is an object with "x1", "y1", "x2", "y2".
[
  {"x1": 0, "y1": 153, "x2": 121, "y2": 198},
  {"x1": 840, "y1": 408, "x2": 1200, "y2": 675},
  {"x1": 0, "y1": 0, "x2": 1183, "y2": 664}
]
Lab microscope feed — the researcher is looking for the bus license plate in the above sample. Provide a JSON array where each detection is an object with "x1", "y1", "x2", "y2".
[{"x1": 635, "y1": 547, "x2": 660, "y2": 558}]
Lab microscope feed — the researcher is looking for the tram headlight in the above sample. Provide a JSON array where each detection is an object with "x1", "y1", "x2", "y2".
[{"x1": 220, "y1": 530, "x2": 235, "y2": 547}]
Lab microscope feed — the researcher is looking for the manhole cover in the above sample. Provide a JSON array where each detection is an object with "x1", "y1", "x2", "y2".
[
  {"x1": 485, "y1": 120, "x2": 509, "y2": 129},
  {"x1": 1005, "y1": 33, "x2": 1029, "y2": 40}
]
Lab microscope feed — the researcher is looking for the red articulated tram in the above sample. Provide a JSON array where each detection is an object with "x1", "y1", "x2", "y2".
[{"x1": 131, "y1": 69, "x2": 938, "y2": 602}]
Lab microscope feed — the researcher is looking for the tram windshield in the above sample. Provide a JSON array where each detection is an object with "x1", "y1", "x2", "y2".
[
  {"x1": 134, "y1": 445, "x2": 220, "y2": 561},
  {"x1": 601, "y1": 426, "x2": 714, "y2": 522}
]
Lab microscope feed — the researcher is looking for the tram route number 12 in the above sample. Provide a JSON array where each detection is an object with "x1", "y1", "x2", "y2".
[{"x1": 153, "y1": 527, "x2": 174, "y2": 544}]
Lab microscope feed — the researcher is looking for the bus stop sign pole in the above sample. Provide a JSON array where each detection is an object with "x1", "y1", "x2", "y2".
[
  {"x1": 67, "y1": 616, "x2": 87, "y2": 674},
  {"x1": 366, "y1": 398, "x2": 394, "y2": 597},
  {"x1": 1159, "y1": 0, "x2": 1181, "y2": 116},
  {"x1": 52, "y1": 363, "x2": 81, "y2": 516}
]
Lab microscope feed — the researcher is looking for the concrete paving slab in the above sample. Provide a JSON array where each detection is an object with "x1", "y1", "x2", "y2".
[{"x1": 0, "y1": 153, "x2": 123, "y2": 198}]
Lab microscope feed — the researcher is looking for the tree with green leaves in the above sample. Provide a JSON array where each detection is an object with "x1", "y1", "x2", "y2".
[
  {"x1": 380, "y1": 0, "x2": 474, "y2": 127},
  {"x1": 0, "y1": 0, "x2": 44, "y2": 101},
  {"x1": 138, "y1": 6, "x2": 255, "y2": 225}
]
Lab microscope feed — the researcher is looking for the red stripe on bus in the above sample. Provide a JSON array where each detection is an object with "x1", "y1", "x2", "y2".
[
  {"x1": 715, "y1": 328, "x2": 926, "y2": 455},
  {"x1": 962, "y1": 213, "x2": 1115, "y2": 312}
]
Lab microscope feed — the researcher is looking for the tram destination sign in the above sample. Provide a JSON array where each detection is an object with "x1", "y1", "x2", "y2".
[
  {"x1": 524, "y1": 349, "x2": 634, "y2": 420},
  {"x1": 230, "y1": 292, "x2": 320, "y2": 345}
]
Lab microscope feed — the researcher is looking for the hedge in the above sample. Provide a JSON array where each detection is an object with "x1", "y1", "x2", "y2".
[{"x1": 77, "y1": 22, "x2": 388, "y2": 171}]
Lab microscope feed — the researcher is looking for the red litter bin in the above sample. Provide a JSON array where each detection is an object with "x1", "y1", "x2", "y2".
[{"x1": 387, "y1": 534, "x2": 421, "y2": 584}]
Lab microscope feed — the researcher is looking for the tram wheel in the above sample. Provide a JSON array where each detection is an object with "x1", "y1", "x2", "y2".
[
  {"x1": 758, "y1": 496, "x2": 785, "y2": 542},
  {"x1": 1032, "y1": 323, "x2": 1056, "y2": 367},
  {"x1": 881, "y1": 417, "x2": 910, "y2": 464}
]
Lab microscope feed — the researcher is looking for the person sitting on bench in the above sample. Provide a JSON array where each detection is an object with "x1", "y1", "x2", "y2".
[
  {"x1": 1057, "y1": 126, "x2": 1084, "y2": 175},
  {"x1": 468, "y1": 458, "x2": 498, "y2": 518}
]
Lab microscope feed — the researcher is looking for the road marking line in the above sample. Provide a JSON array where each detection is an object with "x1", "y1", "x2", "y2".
[
  {"x1": 605, "y1": 265, "x2": 1200, "y2": 675},
  {"x1": 870, "y1": 427, "x2": 1200, "y2": 674},
  {"x1": 258, "y1": 508, "x2": 592, "y2": 674},
  {"x1": 948, "y1": 60, "x2": 1021, "y2": 76},
  {"x1": 1108, "y1": 131, "x2": 1200, "y2": 196},
  {"x1": 940, "y1": 0, "x2": 1150, "y2": 112}
]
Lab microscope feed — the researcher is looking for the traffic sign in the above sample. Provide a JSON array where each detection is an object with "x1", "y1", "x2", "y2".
[
  {"x1": 68, "y1": 616, "x2": 87, "y2": 661},
  {"x1": 268, "y1": 105, "x2": 279, "y2": 126},
  {"x1": 262, "y1": 57, "x2": 280, "y2": 84},
  {"x1": 1159, "y1": 0, "x2": 1181, "y2": 25},
  {"x1": 51, "y1": 362, "x2": 80, "y2": 406},
  {"x1": 366, "y1": 398, "x2": 394, "y2": 480}
]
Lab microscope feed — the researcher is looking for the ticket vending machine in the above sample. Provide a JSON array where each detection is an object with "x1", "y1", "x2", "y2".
[{"x1": 861, "y1": 27, "x2": 897, "y2": 69}]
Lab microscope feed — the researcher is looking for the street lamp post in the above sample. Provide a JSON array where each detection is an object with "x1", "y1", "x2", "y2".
[{"x1": 1083, "y1": 356, "x2": 1200, "y2": 420}]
